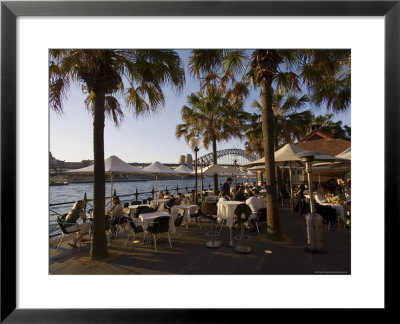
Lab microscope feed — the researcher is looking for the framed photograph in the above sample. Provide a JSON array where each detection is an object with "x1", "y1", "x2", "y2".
[{"x1": 1, "y1": 0, "x2": 398, "y2": 321}]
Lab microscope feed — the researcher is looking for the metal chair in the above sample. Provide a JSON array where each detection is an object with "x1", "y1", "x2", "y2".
[
  {"x1": 125, "y1": 217, "x2": 146, "y2": 251},
  {"x1": 254, "y1": 207, "x2": 267, "y2": 239},
  {"x1": 55, "y1": 214, "x2": 82, "y2": 252},
  {"x1": 201, "y1": 201, "x2": 222, "y2": 248},
  {"x1": 174, "y1": 213, "x2": 184, "y2": 228},
  {"x1": 135, "y1": 205, "x2": 156, "y2": 218},
  {"x1": 189, "y1": 208, "x2": 202, "y2": 229},
  {"x1": 146, "y1": 216, "x2": 172, "y2": 252},
  {"x1": 233, "y1": 203, "x2": 253, "y2": 253}
]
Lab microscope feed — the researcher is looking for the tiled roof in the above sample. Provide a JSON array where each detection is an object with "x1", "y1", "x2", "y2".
[
  {"x1": 300, "y1": 129, "x2": 335, "y2": 141},
  {"x1": 295, "y1": 139, "x2": 351, "y2": 156}
]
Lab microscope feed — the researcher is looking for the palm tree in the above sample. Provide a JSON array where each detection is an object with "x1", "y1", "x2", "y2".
[
  {"x1": 311, "y1": 113, "x2": 351, "y2": 140},
  {"x1": 248, "y1": 49, "x2": 351, "y2": 235},
  {"x1": 49, "y1": 49, "x2": 185, "y2": 259},
  {"x1": 183, "y1": 49, "x2": 352, "y2": 237},
  {"x1": 176, "y1": 86, "x2": 250, "y2": 193}
]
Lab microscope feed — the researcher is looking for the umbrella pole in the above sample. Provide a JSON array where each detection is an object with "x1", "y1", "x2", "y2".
[
  {"x1": 181, "y1": 176, "x2": 184, "y2": 193},
  {"x1": 156, "y1": 174, "x2": 158, "y2": 202},
  {"x1": 110, "y1": 173, "x2": 114, "y2": 208},
  {"x1": 289, "y1": 163, "x2": 293, "y2": 212}
]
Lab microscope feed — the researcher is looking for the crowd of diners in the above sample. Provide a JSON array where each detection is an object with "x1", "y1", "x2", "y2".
[{"x1": 59, "y1": 176, "x2": 351, "y2": 248}]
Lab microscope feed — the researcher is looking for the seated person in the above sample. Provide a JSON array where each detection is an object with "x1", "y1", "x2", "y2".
[
  {"x1": 233, "y1": 186, "x2": 246, "y2": 201},
  {"x1": 315, "y1": 192, "x2": 328, "y2": 204},
  {"x1": 158, "y1": 190, "x2": 165, "y2": 199},
  {"x1": 331, "y1": 187, "x2": 346, "y2": 203},
  {"x1": 108, "y1": 196, "x2": 126, "y2": 234},
  {"x1": 123, "y1": 202, "x2": 131, "y2": 217},
  {"x1": 63, "y1": 200, "x2": 90, "y2": 248},
  {"x1": 218, "y1": 192, "x2": 230, "y2": 203},
  {"x1": 245, "y1": 188, "x2": 266, "y2": 228}
]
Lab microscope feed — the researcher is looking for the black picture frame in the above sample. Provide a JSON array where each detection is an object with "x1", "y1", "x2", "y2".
[{"x1": 1, "y1": 0, "x2": 398, "y2": 321}]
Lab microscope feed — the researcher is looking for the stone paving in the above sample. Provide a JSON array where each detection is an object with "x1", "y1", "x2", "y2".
[{"x1": 49, "y1": 206, "x2": 351, "y2": 275}]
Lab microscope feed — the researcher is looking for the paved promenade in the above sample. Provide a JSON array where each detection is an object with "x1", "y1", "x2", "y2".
[{"x1": 50, "y1": 206, "x2": 350, "y2": 275}]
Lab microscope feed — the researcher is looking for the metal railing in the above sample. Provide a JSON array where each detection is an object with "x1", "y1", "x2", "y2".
[{"x1": 49, "y1": 183, "x2": 223, "y2": 238}]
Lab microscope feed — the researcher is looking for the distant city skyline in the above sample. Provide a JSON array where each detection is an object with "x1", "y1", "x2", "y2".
[{"x1": 50, "y1": 50, "x2": 351, "y2": 163}]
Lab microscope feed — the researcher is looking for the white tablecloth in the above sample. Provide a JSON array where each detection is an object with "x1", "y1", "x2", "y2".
[
  {"x1": 139, "y1": 212, "x2": 176, "y2": 234},
  {"x1": 128, "y1": 204, "x2": 150, "y2": 211},
  {"x1": 171, "y1": 205, "x2": 198, "y2": 223},
  {"x1": 217, "y1": 201, "x2": 243, "y2": 227}
]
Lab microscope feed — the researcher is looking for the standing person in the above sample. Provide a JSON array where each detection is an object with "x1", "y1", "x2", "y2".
[
  {"x1": 294, "y1": 184, "x2": 307, "y2": 215},
  {"x1": 63, "y1": 200, "x2": 91, "y2": 248},
  {"x1": 245, "y1": 188, "x2": 266, "y2": 228},
  {"x1": 221, "y1": 177, "x2": 233, "y2": 199}
]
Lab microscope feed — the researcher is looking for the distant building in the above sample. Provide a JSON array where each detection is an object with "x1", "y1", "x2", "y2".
[
  {"x1": 185, "y1": 154, "x2": 193, "y2": 169},
  {"x1": 178, "y1": 155, "x2": 185, "y2": 165},
  {"x1": 81, "y1": 159, "x2": 94, "y2": 167}
]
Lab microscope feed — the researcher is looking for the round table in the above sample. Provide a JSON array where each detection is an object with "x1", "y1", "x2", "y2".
[{"x1": 217, "y1": 201, "x2": 243, "y2": 246}]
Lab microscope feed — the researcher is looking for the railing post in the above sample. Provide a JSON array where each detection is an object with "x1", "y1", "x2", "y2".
[
  {"x1": 151, "y1": 187, "x2": 155, "y2": 199},
  {"x1": 135, "y1": 188, "x2": 139, "y2": 202},
  {"x1": 113, "y1": 189, "x2": 117, "y2": 197},
  {"x1": 185, "y1": 186, "x2": 188, "y2": 194},
  {"x1": 208, "y1": 183, "x2": 211, "y2": 190},
  {"x1": 176, "y1": 184, "x2": 179, "y2": 194},
  {"x1": 83, "y1": 192, "x2": 87, "y2": 212},
  {"x1": 165, "y1": 186, "x2": 169, "y2": 195}
]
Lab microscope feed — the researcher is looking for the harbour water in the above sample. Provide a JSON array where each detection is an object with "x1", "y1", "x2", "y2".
[{"x1": 49, "y1": 177, "x2": 218, "y2": 237}]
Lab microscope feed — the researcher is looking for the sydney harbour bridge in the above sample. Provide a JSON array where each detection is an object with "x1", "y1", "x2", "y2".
[{"x1": 129, "y1": 148, "x2": 258, "y2": 169}]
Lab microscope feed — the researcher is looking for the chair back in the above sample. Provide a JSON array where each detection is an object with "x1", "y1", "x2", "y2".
[
  {"x1": 128, "y1": 217, "x2": 143, "y2": 233},
  {"x1": 174, "y1": 213, "x2": 184, "y2": 227},
  {"x1": 166, "y1": 198, "x2": 175, "y2": 208},
  {"x1": 148, "y1": 216, "x2": 170, "y2": 234},
  {"x1": 135, "y1": 205, "x2": 156, "y2": 217},
  {"x1": 56, "y1": 216, "x2": 69, "y2": 234},
  {"x1": 257, "y1": 208, "x2": 267, "y2": 222},
  {"x1": 201, "y1": 201, "x2": 215, "y2": 218},
  {"x1": 234, "y1": 203, "x2": 252, "y2": 223},
  {"x1": 131, "y1": 201, "x2": 141, "y2": 206}
]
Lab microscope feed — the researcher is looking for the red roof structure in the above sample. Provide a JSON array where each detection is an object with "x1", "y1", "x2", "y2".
[{"x1": 295, "y1": 129, "x2": 350, "y2": 157}]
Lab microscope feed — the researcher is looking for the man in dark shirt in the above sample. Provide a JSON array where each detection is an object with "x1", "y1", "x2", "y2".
[
  {"x1": 221, "y1": 177, "x2": 233, "y2": 198},
  {"x1": 233, "y1": 186, "x2": 246, "y2": 201}
]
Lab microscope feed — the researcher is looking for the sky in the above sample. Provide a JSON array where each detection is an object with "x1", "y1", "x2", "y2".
[{"x1": 49, "y1": 50, "x2": 351, "y2": 163}]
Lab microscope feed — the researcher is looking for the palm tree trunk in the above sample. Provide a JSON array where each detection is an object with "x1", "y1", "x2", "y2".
[
  {"x1": 273, "y1": 133, "x2": 281, "y2": 201},
  {"x1": 212, "y1": 137, "x2": 218, "y2": 194},
  {"x1": 90, "y1": 89, "x2": 108, "y2": 260},
  {"x1": 261, "y1": 82, "x2": 281, "y2": 235}
]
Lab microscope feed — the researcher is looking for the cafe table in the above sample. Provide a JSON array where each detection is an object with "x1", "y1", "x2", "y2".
[
  {"x1": 217, "y1": 201, "x2": 243, "y2": 247},
  {"x1": 171, "y1": 204, "x2": 199, "y2": 228},
  {"x1": 138, "y1": 211, "x2": 176, "y2": 234}
]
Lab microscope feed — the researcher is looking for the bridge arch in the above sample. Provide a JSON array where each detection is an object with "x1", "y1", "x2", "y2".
[{"x1": 197, "y1": 148, "x2": 257, "y2": 167}]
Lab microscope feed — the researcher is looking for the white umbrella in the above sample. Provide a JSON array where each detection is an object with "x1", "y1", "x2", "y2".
[
  {"x1": 174, "y1": 164, "x2": 193, "y2": 192},
  {"x1": 336, "y1": 147, "x2": 351, "y2": 160},
  {"x1": 66, "y1": 155, "x2": 151, "y2": 204},
  {"x1": 143, "y1": 161, "x2": 180, "y2": 200}
]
